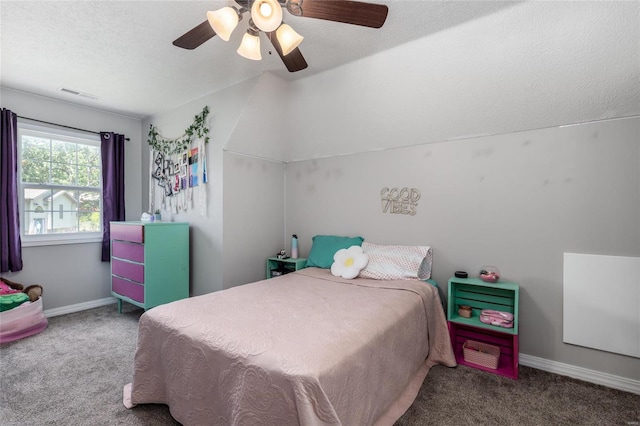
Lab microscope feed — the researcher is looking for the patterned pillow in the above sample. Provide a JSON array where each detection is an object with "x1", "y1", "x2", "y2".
[{"x1": 359, "y1": 242, "x2": 432, "y2": 280}]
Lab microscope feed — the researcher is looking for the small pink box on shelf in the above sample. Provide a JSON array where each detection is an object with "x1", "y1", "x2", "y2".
[
  {"x1": 462, "y1": 340, "x2": 500, "y2": 369},
  {"x1": 479, "y1": 265, "x2": 500, "y2": 283}
]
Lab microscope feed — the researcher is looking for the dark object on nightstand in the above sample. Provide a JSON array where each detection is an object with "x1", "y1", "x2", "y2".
[{"x1": 454, "y1": 271, "x2": 468, "y2": 278}]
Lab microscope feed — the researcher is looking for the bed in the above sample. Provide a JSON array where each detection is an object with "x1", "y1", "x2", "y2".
[{"x1": 123, "y1": 263, "x2": 456, "y2": 425}]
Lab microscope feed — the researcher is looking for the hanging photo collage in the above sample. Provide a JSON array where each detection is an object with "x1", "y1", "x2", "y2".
[
  {"x1": 147, "y1": 106, "x2": 209, "y2": 215},
  {"x1": 151, "y1": 149, "x2": 205, "y2": 197}
]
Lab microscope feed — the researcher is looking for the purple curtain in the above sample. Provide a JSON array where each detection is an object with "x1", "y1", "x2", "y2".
[
  {"x1": 0, "y1": 109, "x2": 23, "y2": 272},
  {"x1": 100, "y1": 132, "x2": 126, "y2": 261}
]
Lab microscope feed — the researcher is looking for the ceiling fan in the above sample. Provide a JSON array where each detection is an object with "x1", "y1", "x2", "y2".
[{"x1": 173, "y1": 0, "x2": 389, "y2": 72}]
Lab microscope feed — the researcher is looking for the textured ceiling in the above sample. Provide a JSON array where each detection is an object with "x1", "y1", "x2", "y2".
[{"x1": 0, "y1": 0, "x2": 518, "y2": 118}]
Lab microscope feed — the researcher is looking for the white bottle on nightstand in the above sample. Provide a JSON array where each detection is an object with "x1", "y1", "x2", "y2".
[{"x1": 291, "y1": 234, "x2": 298, "y2": 259}]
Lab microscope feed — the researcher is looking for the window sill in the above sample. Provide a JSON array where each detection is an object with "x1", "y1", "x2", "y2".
[{"x1": 22, "y1": 235, "x2": 102, "y2": 247}]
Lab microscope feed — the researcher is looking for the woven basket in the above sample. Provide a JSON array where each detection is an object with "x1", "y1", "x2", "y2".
[{"x1": 462, "y1": 340, "x2": 500, "y2": 369}]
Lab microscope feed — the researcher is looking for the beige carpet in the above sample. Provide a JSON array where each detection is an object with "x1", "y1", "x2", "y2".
[{"x1": 1, "y1": 304, "x2": 638, "y2": 425}]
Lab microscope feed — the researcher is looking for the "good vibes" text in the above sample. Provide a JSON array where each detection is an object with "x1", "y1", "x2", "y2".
[{"x1": 380, "y1": 187, "x2": 421, "y2": 215}]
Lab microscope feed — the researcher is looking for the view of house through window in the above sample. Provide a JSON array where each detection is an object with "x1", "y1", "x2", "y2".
[{"x1": 18, "y1": 124, "x2": 102, "y2": 240}]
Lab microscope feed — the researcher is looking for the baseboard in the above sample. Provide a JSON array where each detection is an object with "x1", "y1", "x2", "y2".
[
  {"x1": 520, "y1": 353, "x2": 640, "y2": 395},
  {"x1": 43, "y1": 297, "x2": 117, "y2": 318}
]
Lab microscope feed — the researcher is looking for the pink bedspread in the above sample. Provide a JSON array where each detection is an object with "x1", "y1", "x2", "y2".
[{"x1": 125, "y1": 267, "x2": 455, "y2": 425}]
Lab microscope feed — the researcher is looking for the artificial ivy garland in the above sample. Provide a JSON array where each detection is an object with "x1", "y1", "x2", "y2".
[{"x1": 148, "y1": 106, "x2": 210, "y2": 155}]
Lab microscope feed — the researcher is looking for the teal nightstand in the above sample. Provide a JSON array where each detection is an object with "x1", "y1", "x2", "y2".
[{"x1": 266, "y1": 257, "x2": 307, "y2": 279}]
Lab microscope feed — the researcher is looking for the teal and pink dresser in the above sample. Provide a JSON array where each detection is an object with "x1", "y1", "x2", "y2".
[{"x1": 110, "y1": 221, "x2": 189, "y2": 313}]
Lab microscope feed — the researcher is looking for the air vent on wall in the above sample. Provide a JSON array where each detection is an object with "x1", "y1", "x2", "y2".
[{"x1": 58, "y1": 87, "x2": 100, "y2": 100}]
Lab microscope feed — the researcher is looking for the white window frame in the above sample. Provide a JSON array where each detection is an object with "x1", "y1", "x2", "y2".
[{"x1": 17, "y1": 121, "x2": 103, "y2": 247}]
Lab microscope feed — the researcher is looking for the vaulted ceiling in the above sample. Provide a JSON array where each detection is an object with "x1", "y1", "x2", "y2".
[
  {"x1": 1, "y1": 0, "x2": 638, "y2": 125},
  {"x1": 2, "y1": 0, "x2": 519, "y2": 118}
]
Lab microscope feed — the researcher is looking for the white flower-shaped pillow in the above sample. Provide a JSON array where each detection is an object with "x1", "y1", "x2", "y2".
[{"x1": 330, "y1": 245, "x2": 369, "y2": 279}]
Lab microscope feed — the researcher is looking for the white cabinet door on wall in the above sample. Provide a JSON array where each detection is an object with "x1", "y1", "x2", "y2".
[{"x1": 563, "y1": 252, "x2": 640, "y2": 358}]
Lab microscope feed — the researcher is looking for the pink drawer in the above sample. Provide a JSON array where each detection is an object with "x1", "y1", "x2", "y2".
[
  {"x1": 110, "y1": 223, "x2": 144, "y2": 243},
  {"x1": 112, "y1": 258, "x2": 144, "y2": 283},
  {"x1": 112, "y1": 276, "x2": 144, "y2": 303},
  {"x1": 112, "y1": 241, "x2": 144, "y2": 263}
]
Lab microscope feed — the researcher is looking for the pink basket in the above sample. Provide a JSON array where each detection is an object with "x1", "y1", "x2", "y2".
[
  {"x1": 0, "y1": 297, "x2": 48, "y2": 343},
  {"x1": 463, "y1": 340, "x2": 500, "y2": 369}
]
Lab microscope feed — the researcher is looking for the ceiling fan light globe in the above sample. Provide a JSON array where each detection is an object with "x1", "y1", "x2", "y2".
[
  {"x1": 276, "y1": 24, "x2": 303, "y2": 56},
  {"x1": 259, "y1": 3, "x2": 272, "y2": 17},
  {"x1": 251, "y1": 0, "x2": 282, "y2": 32},
  {"x1": 237, "y1": 32, "x2": 262, "y2": 61},
  {"x1": 206, "y1": 7, "x2": 239, "y2": 41}
]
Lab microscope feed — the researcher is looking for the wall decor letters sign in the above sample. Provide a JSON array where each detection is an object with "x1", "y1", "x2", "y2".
[{"x1": 380, "y1": 187, "x2": 421, "y2": 215}]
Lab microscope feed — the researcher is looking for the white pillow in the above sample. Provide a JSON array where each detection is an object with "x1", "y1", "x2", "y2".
[
  {"x1": 330, "y1": 246, "x2": 369, "y2": 279},
  {"x1": 359, "y1": 242, "x2": 432, "y2": 280}
]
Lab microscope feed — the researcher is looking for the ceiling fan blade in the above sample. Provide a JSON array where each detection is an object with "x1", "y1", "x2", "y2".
[
  {"x1": 289, "y1": 0, "x2": 388, "y2": 28},
  {"x1": 267, "y1": 32, "x2": 308, "y2": 72},
  {"x1": 173, "y1": 21, "x2": 216, "y2": 50}
]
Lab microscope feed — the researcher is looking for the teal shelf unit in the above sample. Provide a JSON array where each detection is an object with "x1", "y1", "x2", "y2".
[
  {"x1": 447, "y1": 277, "x2": 519, "y2": 334},
  {"x1": 266, "y1": 257, "x2": 307, "y2": 279},
  {"x1": 447, "y1": 276, "x2": 520, "y2": 379},
  {"x1": 110, "y1": 221, "x2": 189, "y2": 313}
]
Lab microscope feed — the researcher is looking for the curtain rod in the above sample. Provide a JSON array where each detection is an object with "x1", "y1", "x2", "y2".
[{"x1": 17, "y1": 115, "x2": 130, "y2": 141}]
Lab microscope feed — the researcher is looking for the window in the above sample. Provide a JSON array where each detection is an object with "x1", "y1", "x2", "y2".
[{"x1": 18, "y1": 122, "x2": 102, "y2": 245}]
